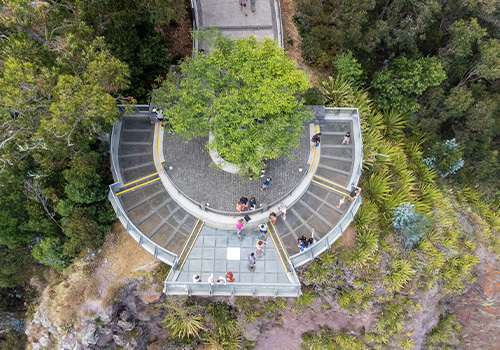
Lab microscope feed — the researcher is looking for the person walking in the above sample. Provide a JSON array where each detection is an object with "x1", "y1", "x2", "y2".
[
  {"x1": 256, "y1": 239, "x2": 266, "y2": 254},
  {"x1": 277, "y1": 202, "x2": 287, "y2": 220},
  {"x1": 236, "y1": 218, "x2": 246, "y2": 236},
  {"x1": 311, "y1": 132, "x2": 322, "y2": 149},
  {"x1": 261, "y1": 177, "x2": 272, "y2": 191},
  {"x1": 248, "y1": 252, "x2": 256, "y2": 270},
  {"x1": 342, "y1": 131, "x2": 351, "y2": 145},
  {"x1": 259, "y1": 223, "x2": 268, "y2": 240},
  {"x1": 269, "y1": 211, "x2": 277, "y2": 224},
  {"x1": 239, "y1": 0, "x2": 248, "y2": 16},
  {"x1": 349, "y1": 187, "x2": 361, "y2": 201}
]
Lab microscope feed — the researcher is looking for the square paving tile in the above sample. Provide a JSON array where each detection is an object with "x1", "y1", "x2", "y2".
[
  {"x1": 214, "y1": 260, "x2": 227, "y2": 273},
  {"x1": 265, "y1": 274, "x2": 278, "y2": 283},
  {"x1": 202, "y1": 248, "x2": 215, "y2": 259},
  {"x1": 202, "y1": 260, "x2": 214, "y2": 271},
  {"x1": 188, "y1": 259, "x2": 202, "y2": 271},
  {"x1": 227, "y1": 247, "x2": 240, "y2": 260},
  {"x1": 215, "y1": 235, "x2": 228, "y2": 247},
  {"x1": 252, "y1": 273, "x2": 265, "y2": 283}
]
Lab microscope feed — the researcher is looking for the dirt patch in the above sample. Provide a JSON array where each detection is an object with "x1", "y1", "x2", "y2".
[
  {"x1": 164, "y1": 1, "x2": 193, "y2": 61},
  {"x1": 36, "y1": 222, "x2": 158, "y2": 326},
  {"x1": 255, "y1": 297, "x2": 375, "y2": 350},
  {"x1": 335, "y1": 224, "x2": 358, "y2": 250},
  {"x1": 280, "y1": 1, "x2": 330, "y2": 87},
  {"x1": 452, "y1": 245, "x2": 500, "y2": 349}
]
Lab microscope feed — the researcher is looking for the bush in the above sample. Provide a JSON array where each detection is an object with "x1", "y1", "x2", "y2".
[
  {"x1": 302, "y1": 87, "x2": 324, "y2": 105},
  {"x1": 393, "y1": 203, "x2": 430, "y2": 249},
  {"x1": 32, "y1": 236, "x2": 69, "y2": 271},
  {"x1": 423, "y1": 139, "x2": 464, "y2": 177},
  {"x1": 333, "y1": 51, "x2": 363, "y2": 83}
]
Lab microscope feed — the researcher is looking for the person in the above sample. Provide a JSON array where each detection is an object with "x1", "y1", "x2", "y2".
[
  {"x1": 308, "y1": 229, "x2": 315, "y2": 247},
  {"x1": 156, "y1": 109, "x2": 164, "y2": 121},
  {"x1": 269, "y1": 211, "x2": 277, "y2": 224},
  {"x1": 207, "y1": 274, "x2": 215, "y2": 285},
  {"x1": 236, "y1": 201, "x2": 243, "y2": 213},
  {"x1": 236, "y1": 218, "x2": 245, "y2": 236},
  {"x1": 260, "y1": 168, "x2": 266, "y2": 178},
  {"x1": 349, "y1": 187, "x2": 361, "y2": 201},
  {"x1": 193, "y1": 274, "x2": 201, "y2": 282},
  {"x1": 311, "y1": 132, "x2": 322, "y2": 149},
  {"x1": 248, "y1": 252, "x2": 256, "y2": 270},
  {"x1": 226, "y1": 271, "x2": 235, "y2": 283},
  {"x1": 261, "y1": 177, "x2": 271, "y2": 191},
  {"x1": 217, "y1": 276, "x2": 227, "y2": 285},
  {"x1": 249, "y1": 197, "x2": 257, "y2": 211},
  {"x1": 342, "y1": 131, "x2": 351, "y2": 145},
  {"x1": 256, "y1": 239, "x2": 266, "y2": 254},
  {"x1": 277, "y1": 202, "x2": 287, "y2": 220},
  {"x1": 336, "y1": 195, "x2": 346, "y2": 209},
  {"x1": 239, "y1": 0, "x2": 248, "y2": 16},
  {"x1": 259, "y1": 223, "x2": 268, "y2": 240},
  {"x1": 240, "y1": 197, "x2": 249, "y2": 211}
]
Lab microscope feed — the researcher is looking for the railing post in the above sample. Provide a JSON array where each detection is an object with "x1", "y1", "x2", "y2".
[
  {"x1": 154, "y1": 245, "x2": 158, "y2": 258},
  {"x1": 139, "y1": 235, "x2": 143, "y2": 246},
  {"x1": 231, "y1": 285, "x2": 234, "y2": 297}
]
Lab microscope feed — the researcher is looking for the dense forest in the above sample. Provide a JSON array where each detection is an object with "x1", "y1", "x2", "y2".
[
  {"x1": 0, "y1": 0, "x2": 186, "y2": 347},
  {"x1": 0, "y1": 0, "x2": 499, "y2": 349}
]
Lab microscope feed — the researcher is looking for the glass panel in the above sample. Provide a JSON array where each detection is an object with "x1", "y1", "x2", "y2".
[{"x1": 254, "y1": 286, "x2": 276, "y2": 296}]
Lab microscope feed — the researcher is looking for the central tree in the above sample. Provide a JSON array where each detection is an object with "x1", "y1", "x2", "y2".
[{"x1": 155, "y1": 32, "x2": 313, "y2": 175}]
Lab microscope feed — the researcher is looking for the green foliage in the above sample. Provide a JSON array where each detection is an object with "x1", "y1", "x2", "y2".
[
  {"x1": 423, "y1": 139, "x2": 464, "y2": 178},
  {"x1": 384, "y1": 258, "x2": 415, "y2": 292},
  {"x1": 32, "y1": 236, "x2": 69, "y2": 271},
  {"x1": 63, "y1": 152, "x2": 108, "y2": 204},
  {"x1": 296, "y1": 289, "x2": 315, "y2": 306},
  {"x1": 0, "y1": 245, "x2": 38, "y2": 288},
  {"x1": 393, "y1": 203, "x2": 430, "y2": 249},
  {"x1": 161, "y1": 298, "x2": 205, "y2": 339},
  {"x1": 301, "y1": 327, "x2": 368, "y2": 350},
  {"x1": 447, "y1": 18, "x2": 486, "y2": 59},
  {"x1": 155, "y1": 32, "x2": 312, "y2": 176},
  {"x1": 372, "y1": 56, "x2": 446, "y2": 112},
  {"x1": 333, "y1": 51, "x2": 363, "y2": 84},
  {"x1": 302, "y1": 87, "x2": 324, "y2": 105},
  {"x1": 423, "y1": 313, "x2": 462, "y2": 349},
  {"x1": 347, "y1": 229, "x2": 379, "y2": 269}
]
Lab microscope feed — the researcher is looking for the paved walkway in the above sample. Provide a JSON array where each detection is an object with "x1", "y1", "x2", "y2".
[
  {"x1": 193, "y1": 0, "x2": 283, "y2": 49},
  {"x1": 163, "y1": 127, "x2": 309, "y2": 211}
]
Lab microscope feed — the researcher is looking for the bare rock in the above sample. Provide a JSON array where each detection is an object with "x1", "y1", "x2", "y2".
[
  {"x1": 243, "y1": 321, "x2": 262, "y2": 341},
  {"x1": 80, "y1": 322, "x2": 98, "y2": 346},
  {"x1": 96, "y1": 331, "x2": 114, "y2": 347},
  {"x1": 117, "y1": 319, "x2": 135, "y2": 332},
  {"x1": 113, "y1": 333, "x2": 125, "y2": 347},
  {"x1": 119, "y1": 310, "x2": 132, "y2": 321}
]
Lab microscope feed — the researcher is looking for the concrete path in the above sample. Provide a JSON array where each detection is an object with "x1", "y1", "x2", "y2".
[{"x1": 193, "y1": 0, "x2": 283, "y2": 49}]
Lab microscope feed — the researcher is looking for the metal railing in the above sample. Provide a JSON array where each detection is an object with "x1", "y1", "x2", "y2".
[
  {"x1": 164, "y1": 281, "x2": 301, "y2": 297},
  {"x1": 289, "y1": 108, "x2": 364, "y2": 267},
  {"x1": 108, "y1": 182, "x2": 178, "y2": 266},
  {"x1": 275, "y1": 0, "x2": 284, "y2": 47},
  {"x1": 289, "y1": 194, "x2": 362, "y2": 267}
]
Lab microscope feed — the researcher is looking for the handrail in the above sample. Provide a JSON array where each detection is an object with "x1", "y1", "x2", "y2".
[
  {"x1": 289, "y1": 108, "x2": 364, "y2": 267},
  {"x1": 108, "y1": 183, "x2": 178, "y2": 265},
  {"x1": 164, "y1": 281, "x2": 302, "y2": 297},
  {"x1": 275, "y1": 0, "x2": 284, "y2": 47}
]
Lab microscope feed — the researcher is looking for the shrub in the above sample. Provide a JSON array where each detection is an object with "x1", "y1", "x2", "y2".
[
  {"x1": 333, "y1": 51, "x2": 363, "y2": 84},
  {"x1": 302, "y1": 87, "x2": 325, "y2": 105},
  {"x1": 393, "y1": 203, "x2": 430, "y2": 249},
  {"x1": 423, "y1": 139, "x2": 464, "y2": 177}
]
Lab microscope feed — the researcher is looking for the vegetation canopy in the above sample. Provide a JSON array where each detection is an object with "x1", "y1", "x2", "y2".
[{"x1": 155, "y1": 31, "x2": 313, "y2": 175}]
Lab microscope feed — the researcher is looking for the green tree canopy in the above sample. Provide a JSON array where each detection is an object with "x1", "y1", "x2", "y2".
[
  {"x1": 372, "y1": 56, "x2": 446, "y2": 112},
  {"x1": 155, "y1": 33, "x2": 313, "y2": 174}
]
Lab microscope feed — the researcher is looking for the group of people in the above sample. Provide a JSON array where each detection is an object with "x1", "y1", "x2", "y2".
[
  {"x1": 236, "y1": 196, "x2": 257, "y2": 212},
  {"x1": 195, "y1": 271, "x2": 236, "y2": 285},
  {"x1": 298, "y1": 229, "x2": 315, "y2": 251}
]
